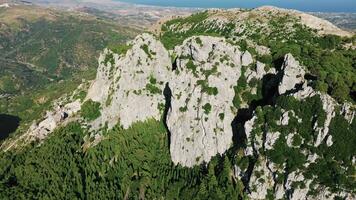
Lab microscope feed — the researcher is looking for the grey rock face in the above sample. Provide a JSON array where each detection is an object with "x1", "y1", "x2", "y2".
[
  {"x1": 27, "y1": 100, "x2": 81, "y2": 140},
  {"x1": 86, "y1": 34, "x2": 243, "y2": 167},
  {"x1": 278, "y1": 53, "x2": 306, "y2": 95},
  {"x1": 341, "y1": 103, "x2": 355, "y2": 123},
  {"x1": 167, "y1": 36, "x2": 242, "y2": 167},
  {"x1": 245, "y1": 61, "x2": 266, "y2": 83},
  {"x1": 87, "y1": 33, "x2": 171, "y2": 130},
  {"x1": 241, "y1": 51, "x2": 253, "y2": 66}
]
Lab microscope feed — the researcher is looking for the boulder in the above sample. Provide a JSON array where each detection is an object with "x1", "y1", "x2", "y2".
[{"x1": 241, "y1": 51, "x2": 253, "y2": 66}]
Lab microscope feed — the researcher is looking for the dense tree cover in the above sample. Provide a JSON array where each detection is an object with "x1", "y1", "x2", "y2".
[
  {"x1": 0, "y1": 120, "x2": 244, "y2": 199},
  {"x1": 306, "y1": 115, "x2": 356, "y2": 193},
  {"x1": 81, "y1": 100, "x2": 101, "y2": 121},
  {"x1": 160, "y1": 11, "x2": 229, "y2": 49},
  {"x1": 268, "y1": 33, "x2": 356, "y2": 103}
]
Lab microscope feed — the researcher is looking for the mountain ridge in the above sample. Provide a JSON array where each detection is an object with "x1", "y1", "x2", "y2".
[{"x1": 0, "y1": 6, "x2": 355, "y2": 200}]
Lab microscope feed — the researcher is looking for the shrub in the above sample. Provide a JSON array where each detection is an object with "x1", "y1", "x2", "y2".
[
  {"x1": 81, "y1": 99, "x2": 101, "y2": 121},
  {"x1": 109, "y1": 44, "x2": 132, "y2": 55},
  {"x1": 202, "y1": 103, "x2": 212, "y2": 115}
]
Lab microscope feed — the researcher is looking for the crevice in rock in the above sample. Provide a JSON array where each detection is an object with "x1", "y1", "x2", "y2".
[
  {"x1": 231, "y1": 72, "x2": 281, "y2": 192},
  {"x1": 283, "y1": 166, "x2": 292, "y2": 199},
  {"x1": 172, "y1": 57, "x2": 178, "y2": 71},
  {"x1": 242, "y1": 156, "x2": 258, "y2": 194},
  {"x1": 283, "y1": 82, "x2": 305, "y2": 96},
  {"x1": 304, "y1": 73, "x2": 317, "y2": 81},
  {"x1": 163, "y1": 83, "x2": 172, "y2": 148}
]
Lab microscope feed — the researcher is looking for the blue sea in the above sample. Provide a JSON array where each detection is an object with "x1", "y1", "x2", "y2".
[{"x1": 117, "y1": 0, "x2": 356, "y2": 12}]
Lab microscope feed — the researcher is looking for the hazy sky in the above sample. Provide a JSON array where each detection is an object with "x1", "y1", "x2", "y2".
[{"x1": 118, "y1": 0, "x2": 356, "y2": 12}]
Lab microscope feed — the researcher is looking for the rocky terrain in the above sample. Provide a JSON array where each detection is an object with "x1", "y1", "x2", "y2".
[{"x1": 0, "y1": 6, "x2": 355, "y2": 200}]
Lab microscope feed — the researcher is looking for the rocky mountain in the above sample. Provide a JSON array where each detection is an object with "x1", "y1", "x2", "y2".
[{"x1": 0, "y1": 6, "x2": 355, "y2": 200}]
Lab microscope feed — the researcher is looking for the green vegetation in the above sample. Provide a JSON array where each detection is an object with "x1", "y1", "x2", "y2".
[
  {"x1": 0, "y1": 9, "x2": 355, "y2": 199},
  {"x1": 0, "y1": 6, "x2": 140, "y2": 139},
  {"x1": 161, "y1": 11, "x2": 356, "y2": 103},
  {"x1": 202, "y1": 103, "x2": 212, "y2": 115},
  {"x1": 145, "y1": 75, "x2": 162, "y2": 94},
  {"x1": 219, "y1": 113, "x2": 225, "y2": 120},
  {"x1": 109, "y1": 43, "x2": 133, "y2": 56},
  {"x1": 306, "y1": 115, "x2": 356, "y2": 192},
  {"x1": 81, "y1": 99, "x2": 101, "y2": 121},
  {"x1": 0, "y1": 120, "x2": 243, "y2": 199},
  {"x1": 145, "y1": 83, "x2": 161, "y2": 94},
  {"x1": 232, "y1": 67, "x2": 248, "y2": 108},
  {"x1": 0, "y1": 75, "x2": 18, "y2": 94},
  {"x1": 247, "y1": 94, "x2": 355, "y2": 192},
  {"x1": 141, "y1": 44, "x2": 156, "y2": 59},
  {"x1": 0, "y1": 68, "x2": 96, "y2": 139},
  {"x1": 103, "y1": 52, "x2": 115, "y2": 65},
  {"x1": 74, "y1": 90, "x2": 88, "y2": 102},
  {"x1": 195, "y1": 37, "x2": 203, "y2": 46},
  {"x1": 186, "y1": 60, "x2": 198, "y2": 76},
  {"x1": 197, "y1": 80, "x2": 218, "y2": 96},
  {"x1": 160, "y1": 11, "x2": 226, "y2": 49},
  {"x1": 179, "y1": 106, "x2": 188, "y2": 112}
]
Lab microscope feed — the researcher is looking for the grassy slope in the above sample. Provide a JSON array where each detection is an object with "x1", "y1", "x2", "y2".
[{"x1": 0, "y1": 5, "x2": 141, "y2": 137}]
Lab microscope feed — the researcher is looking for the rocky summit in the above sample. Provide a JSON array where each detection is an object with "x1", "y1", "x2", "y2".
[{"x1": 0, "y1": 5, "x2": 355, "y2": 200}]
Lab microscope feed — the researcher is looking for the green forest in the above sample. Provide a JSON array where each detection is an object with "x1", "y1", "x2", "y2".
[{"x1": 0, "y1": 120, "x2": 244, "y2": 199}]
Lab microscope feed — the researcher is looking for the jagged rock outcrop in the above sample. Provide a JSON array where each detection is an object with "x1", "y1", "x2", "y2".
[
  {"x1": 314, "y1": 93, "x2": 336, "y2": 147},
  {"x1": 278, "y1": 53, "x2": 306, "y2": 95},
  {"x1": 241, "y1": 51, "x2": 253, "y2": 66},
  {"x1": 238, "y1": 52, "x2": 355, "y2": 200},
  {"x1": 167, "y1": 36, "x2": 242, "y2": 167},
  {"x1": 86, "y1": 33, "x2": 171, "y2": 129},
  {"x1": 85, "y1": 34, "x2": 244, "y2": 167},
  {"x1": 28, "y1": 100, "x2": 81, "y2": 140},
  {"x1": 248, "y1": 157, "x2": 274, "y2": 199},
  {"x1": 341, "y1": 103, "x2": 355, "y2": 123},
  {"x1": 245, "y1": 61, "x2": 266, "y2": 83}
]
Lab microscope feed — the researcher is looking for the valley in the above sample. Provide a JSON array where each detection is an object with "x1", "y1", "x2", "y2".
[{"x1": 0, "y1": 2, "x2": 141, "y2": 139}]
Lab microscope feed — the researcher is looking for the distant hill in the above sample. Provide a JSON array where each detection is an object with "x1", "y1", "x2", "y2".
[
  {"x1": 312, "y1": 12, "x2": 356, "y2": 31},
  {"x1": 0, "y1": 4, "x2": 141, "y2": 134}
]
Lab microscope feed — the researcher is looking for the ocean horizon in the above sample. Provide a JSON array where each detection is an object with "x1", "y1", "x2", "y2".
[{"x1": 117, "y1": 0, "x2": 356, "y2": 12}]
